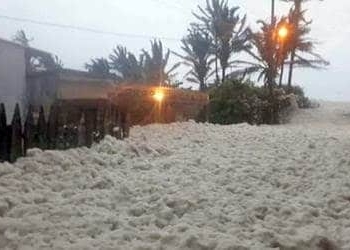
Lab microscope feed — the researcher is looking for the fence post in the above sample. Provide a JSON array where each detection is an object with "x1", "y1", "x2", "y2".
[
  {"x1": 78, "y1": 112, "x2": 86, "y2": 147},
  {"x1": 120, "y1": 111, "x2": 130, "y2": 139},
  {"x1": 47, "y1": 104, "x2": 59, "y2": 149},
  {"x1": 124, "y1": 113, "x2": 130, "y2": 138},
  {"x1": 23, "y1": 105, "x2": 35, "y2": 155},
  {"x1": 114, "y1": 111, "x2": 122, "y2": 139},
  {"x1": 71, "y1": 125, "x2": 79, "y2": 148},
  {"x1": 0, "y1": 103, "x2": 8, "y2": 162},
  {"x1": 104, "y1": 103, "x2": 112, "y2": 136},
  {"x1": 85, "y1": 109, "x2": 95, "y2": 147},
  {"x1": 10, "y1": 104, "x2": 23, "y2": 162},
  {"x1": 110, "y1": 105, "x2": 118, "y2": 137},
  {"x1": 37, "y1": 106, "x2": 47, "y2": 149},
  {"x1": 96, "y1": 104, "x2": 105, "y2": 141}
]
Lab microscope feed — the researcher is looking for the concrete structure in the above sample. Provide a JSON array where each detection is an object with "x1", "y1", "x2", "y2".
[
  {"x1": 0, "y1": 38, "x2": 55, "y2": 123},
  {"x1": 109, "y1": 85, "x2": 209, "y2": 125},
  {"x1": 0, "y1": 37, "x2": 208, "y2": 126},
  {"x1": 0, "y1": 39, "x2": 27, "y2": 122},
  {"x1": 0, "y1": 38, "x2": 117, "y2": 124},
  {"x1": 27, "y1": 69, "x2": 118, "y2": 119}
]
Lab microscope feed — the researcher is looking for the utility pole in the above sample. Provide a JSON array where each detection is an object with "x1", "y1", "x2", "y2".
[
  {"x1": 287, "y1": 0, "x2": 301, "y2": 89},
  {"x1": 271, "y1": 0, "x2": 275, "y2": 24}
]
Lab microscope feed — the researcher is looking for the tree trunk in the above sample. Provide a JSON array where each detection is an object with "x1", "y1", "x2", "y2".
[
  {"x1": 267, "y1": 76, "x2": 274, "y2": 96},
  {"x1": 287, "y1": 0, "x2": 301, "y2": 90},
  {"x1": 199, "y1": 81, "x2": 204, "y2": 92},
  {"x1": 214, "y1": 38, "x2": 220, "y2": 85},
  {"x1": 279, "y1": 63, "x2": 284, "y2": 87},
  {"x1": 287, "y1": 49, "x2": 295, "y2": 90},
  {"x1": 221, "y1": 67, "x2": 226, "y2": 84},
  {"x1": 215, "y1": 59, "x2": 219, "y2": 85}
]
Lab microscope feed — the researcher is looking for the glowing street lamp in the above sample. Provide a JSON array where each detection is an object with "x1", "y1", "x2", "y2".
[
  {"x1": 276, "y1": 25, "x2": 289, "y2": 86},
  {"x1": 153, "y1": 89, "x2": 164, "y2": 102},
  {"x1": 152, "y1": 88, "x2": 165, "y2": 123},
  {"x1": 278, "y1": 26, "x2": 289, "y2": 40}
]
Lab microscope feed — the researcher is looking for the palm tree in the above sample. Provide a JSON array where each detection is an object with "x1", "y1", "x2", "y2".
[
  {"x1": 27, "y1": 53, "x2": 63, "y2": 72},
  {"x1": 275, "y1": 17, "x2": 292, "y2": 86},
  {"x1": 12, "y1": 30, "x2": 63, "y2": 72},
  {"x1": 280, "y1": 0, "x2": 326, "y2": 88},
  {"x1": 242, "y1": 21, "x2": 281, "y2": 93},
  {"x1": 109, "y1": 41, "x2": 179, "y2": 85},
  {"x1": 193, "y1": 0, "x2": 250, "y2": 83},
  {"x1": 52, "y1": 55, "x2": 64, "y2": 70},
  {"x1": 85, "y1": 57, "x2": 111, "y2": 75},
  {"x1": 12, "y1": 30, "x2": 33, "y2": 47},
  {"x1": 218, "y1": 14, "x2": 251, "y2": 83},
  {"x1": 142, "y1": 40, "x2": 180, "y2": 86},
  {"x1": 174, "y1": 29, "x2": 215, "y2": 91},
  {"x1": 109, "y1": 46, "x2": 144, "y2": 83},
  {"x1": 38, "y1": 55, "x2": 64, "y2": 71}
]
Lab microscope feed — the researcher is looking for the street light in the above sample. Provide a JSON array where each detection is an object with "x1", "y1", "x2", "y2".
[
  {"x1": 153, "y1": 88, "x2": 164, "y2": 102},
  {"x1": 271, "y1": 0, "x2": 275, "y2": 24},
  {"x1": 276, "y1": 25, "x2": 289, "y2": 86},
  {"x1": 278, "y1": 26, "x2": 289, "y2": 40}
]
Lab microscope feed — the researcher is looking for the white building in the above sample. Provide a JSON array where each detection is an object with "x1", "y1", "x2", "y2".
[
  {"x1": 0, "y1": 39, "x2": 27, "y2": 122},
  {"x1": 0, "y1": 38, "x2": 56, "y2": 123}
]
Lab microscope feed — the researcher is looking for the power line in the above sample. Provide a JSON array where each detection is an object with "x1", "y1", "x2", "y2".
[
  {"x1": 0, "y1": 14, "x2": 181, "y2": 42},
  {"x1": 150, "y1": 0, "x2": 188, "y2": 11}
]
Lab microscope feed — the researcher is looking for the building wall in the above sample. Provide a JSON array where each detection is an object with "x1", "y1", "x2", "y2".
[
  {"x1": 0, "y1": 41, "x2": 26, "y2": 123},
  {"x1": 27, "y1": 73, "x2": 59, "y2": 117},
  {"x1": 57, "y1": 80, "x2": 115, "y2": 100},
  {"x1": 110, "y1": 86, "x2": 209, "y2": 125},
  {"x1": 27, "y1": 71, "x2": 117, "y2": 120}
]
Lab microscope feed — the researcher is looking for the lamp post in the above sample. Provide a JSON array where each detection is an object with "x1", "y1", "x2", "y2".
[
  {"x1": 153, "y1": 89, "x2": 164, "y2": 102},
  {"x1": 153, "y1": 87, "x2": 165, "y2": 123},
  {"x1": 277, "y1": 25, "x2": 289, "y2": 86},
  {"x1": 278, "y1": 26, "x2": 288, "y2": 40},
  {"x1": 271, "y1": 0, "x2": 275, "y2": 24}
]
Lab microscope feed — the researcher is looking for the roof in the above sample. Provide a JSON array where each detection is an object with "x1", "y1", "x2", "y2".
[
  {"x1": 27, "y1": 68, "x2": 118, "y2": 84},
  {"x1": 0, "y1": 37, "x2": 52, "y2": 57},
  {"x1": 59, "y1": 69, "x2": 118, "y2": 81},
  {"x1": 0, "y1": 37, "x2": 26, "y2": 49},
  {"x1": 60, "y1": 69, "x2": 99, "y2": 77}
]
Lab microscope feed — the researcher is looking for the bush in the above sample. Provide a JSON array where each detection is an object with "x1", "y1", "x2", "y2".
[
  {"x1": 208, "y1": 80, "x2": 296, "y2": 125},
  {"x1": 208, "y1": 80, "x2": 262, "y2": 124},
  {"x1": 281, "y1": 85, "x2": 312, "y2": 109}
]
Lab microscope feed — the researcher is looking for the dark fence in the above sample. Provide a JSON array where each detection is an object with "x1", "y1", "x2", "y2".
[{"x1": 0, "y1": 102, "x2": 129, "y2": 163}]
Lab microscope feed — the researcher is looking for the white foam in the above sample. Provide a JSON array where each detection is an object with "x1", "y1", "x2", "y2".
[{"x1": 0, "y1": 102, "x2": 350, "y2": 249}]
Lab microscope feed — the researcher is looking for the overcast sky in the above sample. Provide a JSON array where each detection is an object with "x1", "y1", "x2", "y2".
[{"x1": 1, "y1": 0, "x2": 349, "y2": 101}]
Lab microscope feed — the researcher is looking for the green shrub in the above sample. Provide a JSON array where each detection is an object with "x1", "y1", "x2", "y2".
[
  {"x1": 208, "y1": 80, "x2": 261, "y2": 124},
  {"x1": 208, "y1": 80, "x2": 296, "y2": 125}
]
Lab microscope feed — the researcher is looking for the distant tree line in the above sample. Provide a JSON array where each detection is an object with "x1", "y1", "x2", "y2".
[
  {"x1": 85, "y1": 40, "x2": 180, "y2": 87},
  {"x1": 176, "y1": 0, "x2": 327, "y2": 93},
  {"x1": 13, "y1": 0, "x2": 328, "y2": 94},
  {"x1": 84, "y1": 0, "x2": 327, "y2": 94}
]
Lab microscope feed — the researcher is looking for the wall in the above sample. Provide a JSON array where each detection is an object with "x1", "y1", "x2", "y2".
[
  {"x1": 109, "y1": 85, "x2": 209, "y2": 125},
  {"x1": 27, "y1": 72, "x2": 59, "y2": 117},
  {"x1": 57, "y1": 80, "x2": 115, "y2": 100},
  {"x1": 27, "y1": 70, "x2": 117, "y2": 119},
  {"x1": 0, "y1": 40, "x2": 26, "y2": 123}
]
